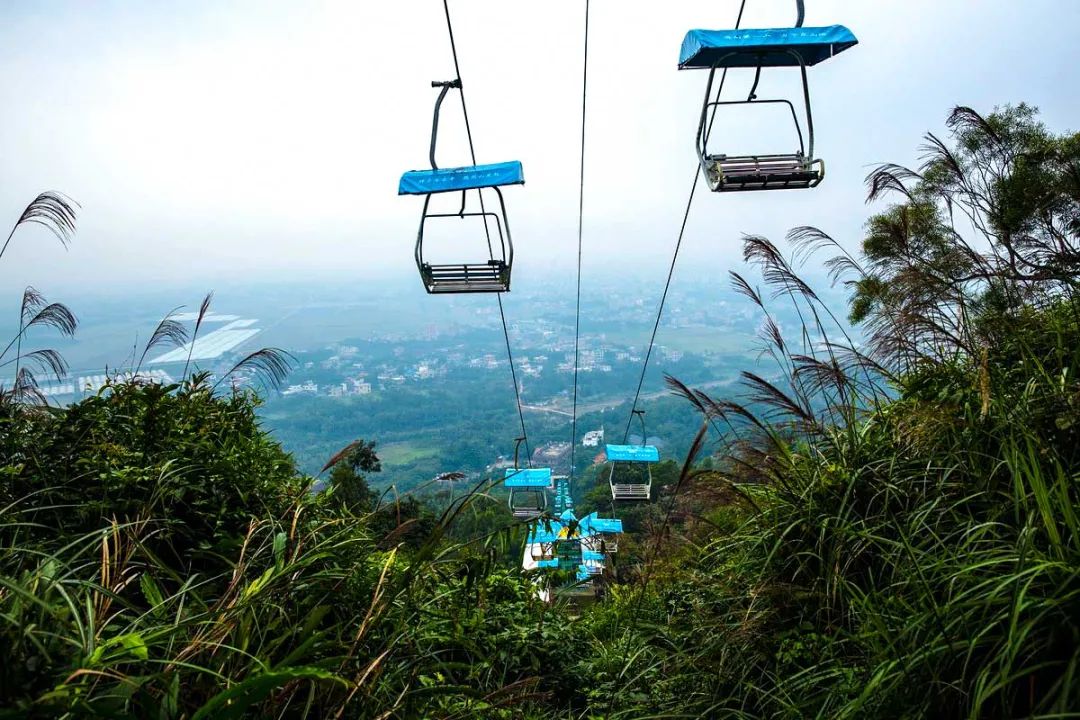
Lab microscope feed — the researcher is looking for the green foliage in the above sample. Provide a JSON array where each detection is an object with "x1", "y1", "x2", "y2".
[
  {"x1": 325, "y1": 438, "x2": 382, "y2": 511},
  {"x1": 1, "y1": 376, "x2": 305, "y2": 572},
  {"x1": 588, "y1": 104, "x2": 1080, "y2": 718},
  {"x1": 0, "y1": 379, "x2": 588, "y2": 718},
  {"x1": 4, "y1": 102, "x2": 1080, "y2": 719}
]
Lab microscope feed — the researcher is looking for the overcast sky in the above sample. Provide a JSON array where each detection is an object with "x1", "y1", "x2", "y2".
[{"x1": 2, "y1": 0, "x2": 1079, "y2": 295}]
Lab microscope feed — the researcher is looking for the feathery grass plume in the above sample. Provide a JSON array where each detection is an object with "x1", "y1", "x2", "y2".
[
  {"x1": 790, "y1": 354, "x2": 848, "y2": 399},
  {"x1": 745, "y1": 234, "x2": 822, "y2": 305},
  {"x1": 1, "y1": 291, "x2": 76, "y2": 363},
  {"x1": 729, "y1": 270, "x2": 764, "y2": 308},
  {"x1": 19, "y1": 286, "x2": 46, "y2": 322},
  {"x1": 664, "y1": 374, "x2": 710, "y2": 418},
  {"x1": 864, "y1": 162, "x2": 923, "y2": 203},
  {"x1": 320, "y1": 439, "x2": 368, "y2": 475},
  {"x1": 24, "y1": 301, "x2": 77, "y2": 337},
  {"x1": 787, "y1": 225, "x2": 867, "y2": 286},
  {"x1": 136, "y1": 307, "x2": 188, "y2": 372},
  {"x1": 216, "y1": 347, "x2": 295, "y2": 392},
  {"x1": 182, "y1": 291, "x2": 214, "y2": 379},
  {"x1": 8, "y1": 366, "x2": 46, "y2": 405},
  {"x1": 14, "y1": 348, "x2": 69, "y2": 380},
  {"x1": 947, "y1": 104, "x2": 1002, "y2": 145},
  {"x1": 0, "y1": 191, "x2": 78, "y2": 261},
  {"x1": 761, "y1": 315, "x2": 786, "y2": 358},
  {"x1": 739, "y1": 371, "x2": 817, "y2": 429}
]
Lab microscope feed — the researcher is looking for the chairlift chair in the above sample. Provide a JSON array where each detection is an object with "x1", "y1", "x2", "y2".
[
  {"x1": 607, "y1": 410, "x2": 658, "y2": 500},
  {"x1": 606, "y1": 443, "x2": 659, "y2": 500},
  {"x1": 528, "y1": 522, "x2": 560, "y2": 561},
  {"x1": 581, "y1": 513, "x2": 624, "y2": 553},
  {"x1": 505, "y1": 467, "x2": 552, "y2": 520},
  {"x1": 398, "y1": 79, "x2": 525, "y2": 293},
  {"x1": 582, "y1": 550, "x2": 606, "y2": 576},
  {"x1": 678, "y1": 25, "x2": 857, "y2": 192}
]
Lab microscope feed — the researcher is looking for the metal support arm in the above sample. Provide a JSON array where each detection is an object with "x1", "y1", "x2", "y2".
[{"x1": 428, "y1": 79, "x2": 462, "y2": 170}]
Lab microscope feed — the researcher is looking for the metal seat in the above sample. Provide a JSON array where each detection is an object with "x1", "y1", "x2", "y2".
[
  {"x1": 610, "y1": 482, "x2": 651, "y2": 501},
  {"x1": 421, "y1": 260, "x2": 510, "y2": 294},
  {"x1": 706, "y1": 152, "x2": 823, "y2": 191}
]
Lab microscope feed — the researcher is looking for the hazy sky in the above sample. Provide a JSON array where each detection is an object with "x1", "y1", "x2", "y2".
[{"x1": 2, "y1": 0, "x2": 1079, "y2": 295}]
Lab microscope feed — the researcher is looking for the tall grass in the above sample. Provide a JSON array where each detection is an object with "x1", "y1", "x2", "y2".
[{"x1": 585, "y1": 240, "x2": 1080, "y2": 716}]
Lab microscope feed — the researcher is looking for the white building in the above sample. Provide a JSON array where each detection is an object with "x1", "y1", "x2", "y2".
[
  {"x1": 282, "y1": 381, "x2": 318, "y2": 396},
  {"x1": 583, "y1": 429, "x2": 604, "y2": 447}
]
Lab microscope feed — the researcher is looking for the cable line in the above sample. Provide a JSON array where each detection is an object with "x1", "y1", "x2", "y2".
[
  {"x1": 499, "y1": 295, "x2": 531, "y2": 465},
  {"x1": 621, "y1": 0, "x2": 747, "y2": 444},
  {"x1": 568, "y1": 0, "x2": 590, "y2": 487},
  {"x1": 440, "y1": 0, "x2": 532, "y2": 463},
  {"x1": 606, "y1": 4, "x2": 750, "y2": 711}
]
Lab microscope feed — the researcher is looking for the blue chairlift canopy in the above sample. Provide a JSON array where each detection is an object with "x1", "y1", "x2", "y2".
[
  {"x1": 679, "y1": 25, "x2": 857, "y2": 70},
  {"x1": 605, "y1": 444, "x2": 660, "y2": 463},
  {"x1": 582, "y1": 550, "x2": 605, "y2": 562},
  {"x1": 536, "y1": 559, "x2": 560, "y2": 569},
  {"x1": 528, "y1": 524, "x2": 562, "y2": 545},
  {"x1": 580, "y1": 512, "x2": 624, "y2": 535},
  {"x1": 505, "y1": 467, "x2": 552, "y2": 488},
  {"x1": 399, "y1": 161, "x2": 525, "y2": 196},
  {"x1": 576, "y1": 565, "x2": 591, "y2": 582}
]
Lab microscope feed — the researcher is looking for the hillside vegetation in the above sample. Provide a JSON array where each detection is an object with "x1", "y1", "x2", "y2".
[{"x1": 2, "y1": 104, "x2": 1079, "y2": 718}]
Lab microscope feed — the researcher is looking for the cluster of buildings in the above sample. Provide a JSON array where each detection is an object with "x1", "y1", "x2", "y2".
[
  {"x1": 326, "y1": 377, "x2": 373, "y2": 397},
  {"x1": 556, "y1": 348, "x2": 612, "y2": 374},
  {"x1": 582, "y1": 429, "x2": 604, "y2": 447}
]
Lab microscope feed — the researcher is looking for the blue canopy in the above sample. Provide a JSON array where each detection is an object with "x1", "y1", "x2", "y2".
[
  {"x1": 505, "y1": 467, "x2": 552, "y2": 488},
  {"x1": 528, "y1": 517, "x2": 569, "y2": 544},
  {"x1": 580, "y1": 512, "x2": 624, "y2": 535},
  {"x1": 398, "y1": 161, "x2": 525, "y2": 195},
  {"x1": 606, "y1": 444, "x2": 660, "y2": 463},
  {"x1": 582, "y1": 550, "x2": 605, "y2": 562},
  {"x1": 536, "y1": 559, "x2": 560, "y2": 569},
  {"x1": 679, "y1": 25, "x2": 857, "y2": 69},
  {"x1": 575, "y1": 566, "x2": 591, "y2": 582},
  {"x1": 528, "y1": 526, "x2": 560, "y2": 544}
]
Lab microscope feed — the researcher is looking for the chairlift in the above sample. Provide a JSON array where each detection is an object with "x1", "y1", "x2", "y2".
[
  {"x1": 582, "y1": 550, "x2": 605, "y2": 576},
  {"x1": 505, "y1": 467, "x2": 551, "y2": 519},
  {"x1": 581, "y1": 512, "x2": 623, "y2": 553},
  {"x1": 607, "y1": 410, "x2": 659, "y2": 500},
  {"x1": 504, "y1": 437, "x2": 551, "y2": 519},
  {"x1": 398, "y1": 79, "x2": 525, "y2": 293},
  {"x1": 678, "y1": 25, "x2": 857, "y2": 192},
  {"x1": 527, "y1": 522, "x2": 559, "y2": 561}
]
